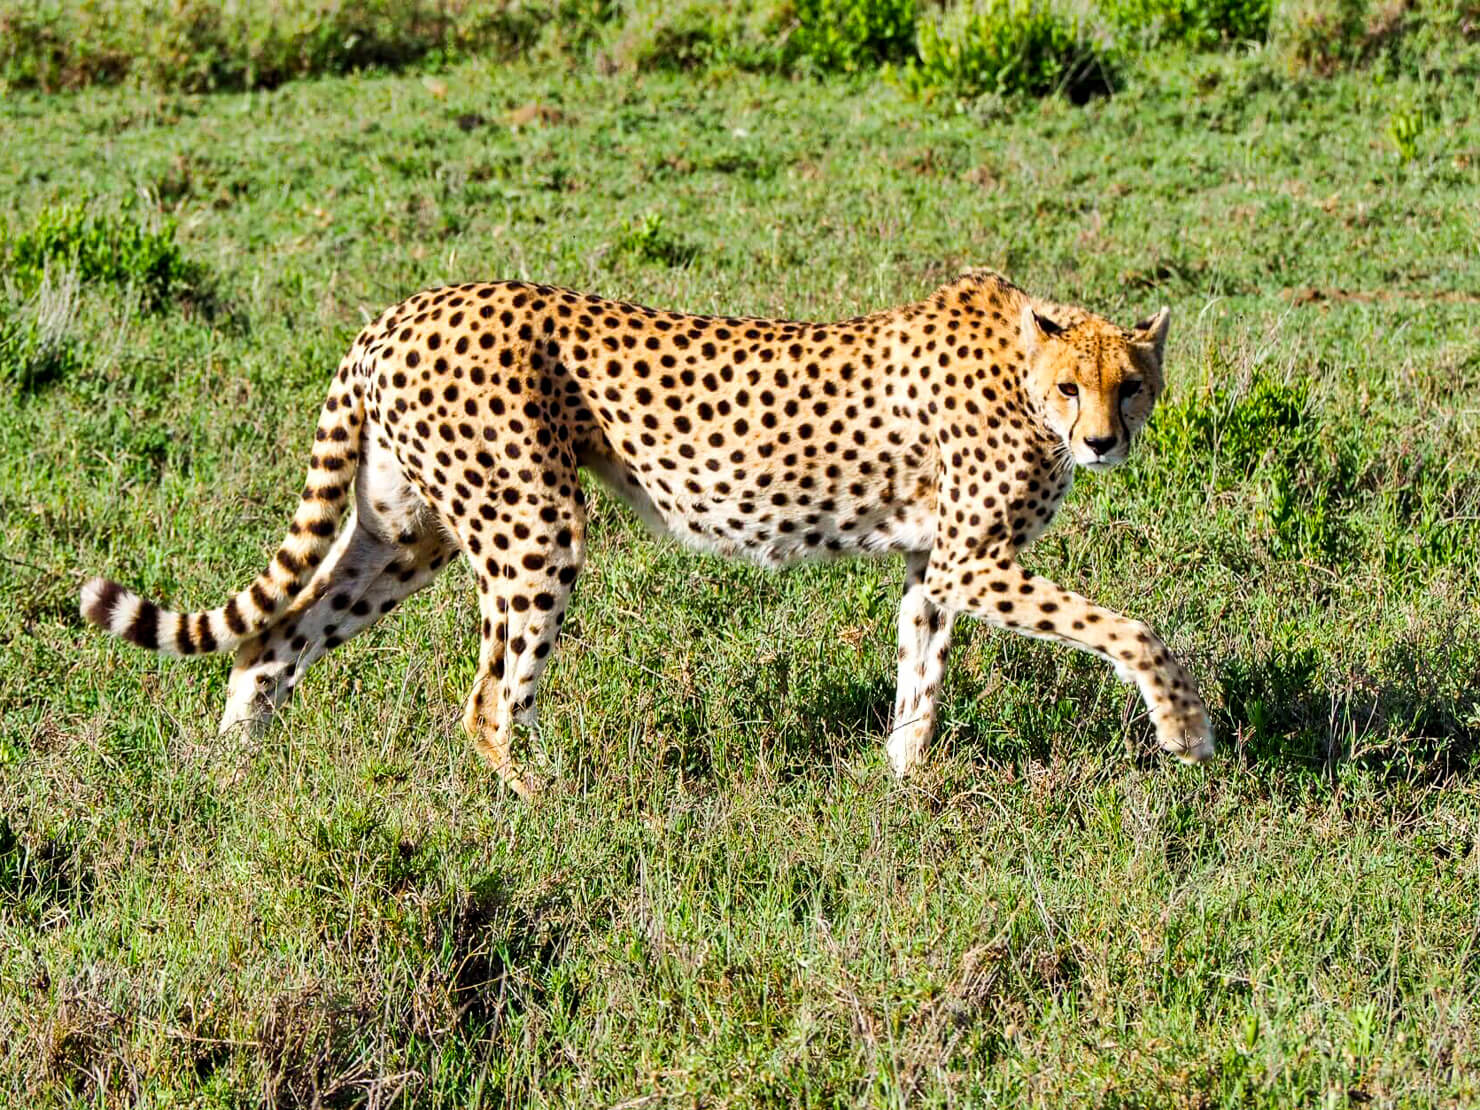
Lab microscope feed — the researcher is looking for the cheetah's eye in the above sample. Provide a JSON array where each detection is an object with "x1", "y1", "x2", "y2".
[
  {"x1": 1057, "y1": 383, "x2": 1078, "y2": 398},
  {"x1": 1119, "y1": 379, "x2": 1143, "y2": 400}
]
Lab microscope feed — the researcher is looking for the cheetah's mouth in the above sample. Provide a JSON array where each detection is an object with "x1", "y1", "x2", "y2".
[{"x1": 1074, "y1": 450, "x2": 1129, "y2": 473}]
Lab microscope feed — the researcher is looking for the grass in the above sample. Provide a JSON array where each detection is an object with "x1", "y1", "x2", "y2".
[
  {"x1": 7, "y1": 1, "x2": 1476, "y2": 97},
  {"x1": 0, "y1": 0, "x2": 610, "y2": 94},
  {"x1": 1, "y1": 28, "x2": 1478, "y2": 1110}
]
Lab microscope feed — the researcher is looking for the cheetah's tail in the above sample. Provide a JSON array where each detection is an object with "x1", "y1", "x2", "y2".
[{"x1": 80, "y1": 354, "x2": 366, "y2": 657}]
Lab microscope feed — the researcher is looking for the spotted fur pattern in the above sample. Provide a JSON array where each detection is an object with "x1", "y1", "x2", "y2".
[{"x1": 82, "y1": 269, "x2": 1213, "y2": 795}]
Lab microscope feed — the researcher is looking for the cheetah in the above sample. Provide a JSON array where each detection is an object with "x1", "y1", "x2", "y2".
[{"x1": 81, "y1": 269, "x2": 1213, "y2": 796}]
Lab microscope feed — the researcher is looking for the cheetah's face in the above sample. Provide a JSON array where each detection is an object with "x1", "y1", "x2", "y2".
[{"x1": 1021, "y1": 304, "x2": 1170, "y2": 472}]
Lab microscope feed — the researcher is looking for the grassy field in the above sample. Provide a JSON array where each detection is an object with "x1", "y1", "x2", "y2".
[{"x1": 2, "y1": 18, "x2": 1479, "y2": 1108}]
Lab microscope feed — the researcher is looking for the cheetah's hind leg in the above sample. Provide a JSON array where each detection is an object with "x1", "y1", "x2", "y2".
[
  {"x1": 218, "y1": 437, "x2": 449, "y2": 738},
  {"x1": 219, "y1": 525, "x2": 454, "y2": 738},
  {"x1": 452, "y1": 474, "x2": 587, "y2": 800}
]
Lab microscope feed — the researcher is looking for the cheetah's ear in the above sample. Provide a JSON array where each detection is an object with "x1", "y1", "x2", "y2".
[
  {"x1": 1131, "y1": 306, "x2": 1171, "y2": 363},
  {"x1": 1020, "y1": 304, "x2": 1065, "y2": 358}
]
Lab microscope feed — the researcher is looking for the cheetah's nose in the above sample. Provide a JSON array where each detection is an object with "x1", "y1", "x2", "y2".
[{"x1": 1084, "y1": 434, "x2": 1118, "y2": 456}]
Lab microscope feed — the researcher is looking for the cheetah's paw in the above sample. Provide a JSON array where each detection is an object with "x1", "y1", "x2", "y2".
[{"x1": 1153, "y1": 700, "x2": 1215, "y2": 764}]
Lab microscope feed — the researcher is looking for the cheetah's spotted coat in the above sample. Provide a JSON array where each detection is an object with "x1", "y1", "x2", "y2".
[{"x1": 82, "y1": 270, "x2": 1213, "y2": 794}]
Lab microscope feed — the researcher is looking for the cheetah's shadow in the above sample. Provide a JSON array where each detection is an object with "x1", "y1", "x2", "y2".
[
  {"x1": 771, "y1": 635, "x2": 1480, "y2": 788},
  {"x1": 785, "y1": 670, "x2": 898, "y2": 767},
  {"x1": 656, "y1": 627, "x2": 1477, "y2": 790},
  {"x1": 714, "y1": 669, "x2": 898, "y2": 786}
]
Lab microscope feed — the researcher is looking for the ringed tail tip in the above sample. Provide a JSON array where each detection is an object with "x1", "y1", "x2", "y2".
[
  {"x1": 80, "y1": 576, "x2": 168, "y2": 652},
  {"x1": 80, "y1": 576, "x2": 125, "y2": 630}
]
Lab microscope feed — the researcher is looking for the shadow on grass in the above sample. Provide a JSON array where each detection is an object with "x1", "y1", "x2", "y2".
[
  {"x1": 445, "y1": 873, "x2": 577, "y2": 1037},
  {"x1": 643, "y1": 629, "x2": 1478, "y2": 791},
  {"x1": 0, "y1": 816, "x2": 96, "y2": 925},
  {"x1": 681, "y1": 649, "x2": 1089, "y2": 784},
  {"x1": 1217, "y1": 640, "x2": 1480, "y2": 785},
  {"x1": 655, "y1": 665, "x2": 895, "y2": 787},
  {"x1": 257, "y1": 873, "x2": 578, "y2": 1106},
  {"x1": 772, "y1": 633, "x2": 1477, "y2": 788},
  {"x1": 769, "y1": 671, "x2": 897, "y2": 781}
]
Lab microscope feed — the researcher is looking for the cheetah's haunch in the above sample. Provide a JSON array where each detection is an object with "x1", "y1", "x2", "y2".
[{"x1": 81, "y1": 269, "x2": 1213, "y2": 794}]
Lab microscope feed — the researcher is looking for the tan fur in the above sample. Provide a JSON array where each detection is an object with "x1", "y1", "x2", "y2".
[{"x1": 81, "y1": 269, "x2": 1212, "y2": 795}]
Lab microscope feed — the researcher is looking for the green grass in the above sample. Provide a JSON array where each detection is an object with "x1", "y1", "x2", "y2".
[
  {"x1": 7, "y1": 0, "x2": 1475, "y2": 98},
  {"x1": 2, "y1": 31, "x2": 1479, "y2": 1109}
]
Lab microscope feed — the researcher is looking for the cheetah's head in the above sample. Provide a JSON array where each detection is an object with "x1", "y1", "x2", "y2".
[{"x1": 1020, "y1": 304, "x2": 1170, "y2": 472}]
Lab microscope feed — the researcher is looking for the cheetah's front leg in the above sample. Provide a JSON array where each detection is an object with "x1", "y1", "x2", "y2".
[
  {"x1": 887, "y1": 552, "x2": 958, "y2": 776},
  {"x1": 923, "y1": 549, "x2": 1213, "y2": 762}
]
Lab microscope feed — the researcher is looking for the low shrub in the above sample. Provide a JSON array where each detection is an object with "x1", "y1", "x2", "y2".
[
  {"x1": 893, "y1": 1, "x2": 1116, "y2": 102},
  {"x1": 0, "y1": 272, "x2": 84, "y2": 395},
  {"x1": 9, "y1": 0, "x2": 1468, "y2": 104},
  {"x1": 6, "y1": 204, "x2": 195, "y2": 311},
  {"x1": 0, "y1": 317, "x2": 80, "y2": 393},
  {"x1": 1145, "y1": 373, "x2": 1309, "y2": 483},
  {"x1": 1143, "y1": 374, "x2": 1373, "y2": 563},
  {"x1": 613, "y1": 2, "x2": 760, "y2": 71},
  {"x1": 787, "y1": 0, "x2": 920, "y2": 71},
  {"x1": 1271, "y1": 0, "x2": 1373, "y2": 72},
  {"x1": 616, "y1": 212, "x2": 698, "y2": 267},
  {"x1": 1100, "y1": 0, "x2": 1273, "y2": 48}
]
